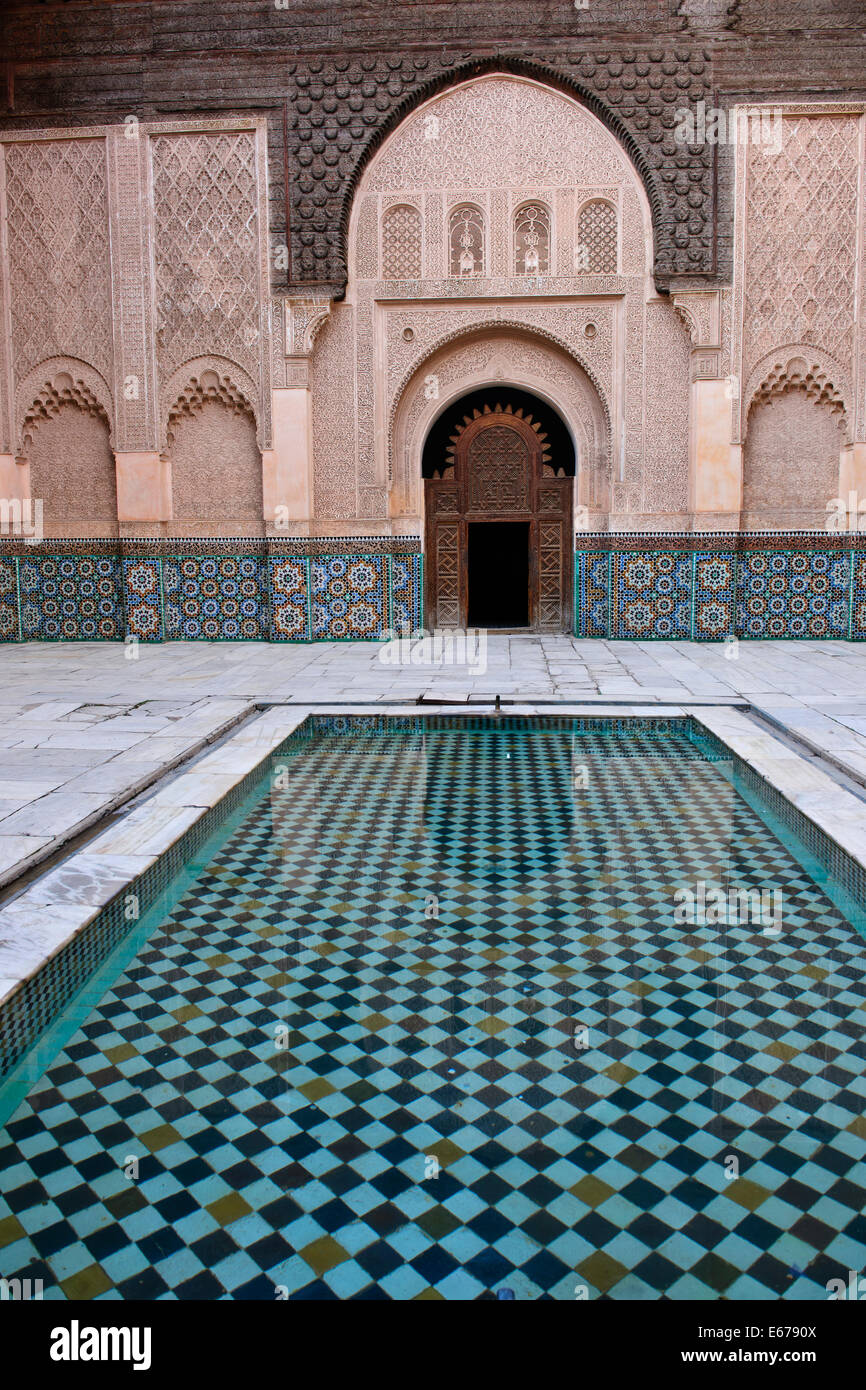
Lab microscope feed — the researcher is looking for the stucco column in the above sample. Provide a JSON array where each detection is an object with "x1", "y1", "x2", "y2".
[
  {"x1": 689, "y1": 375, "x2": 741, "y2": 517},
  {"x1": 265, "y1": 374, "x2": 314, "y2": 532},
  {"x1": 267, "y1": 297, "x2": 332, "y2": 536},
  {"x1": 839, "y1": 443, "x2": 866, "y2": 524},
  {"x1": 114, "y1": 451, "x2": 171, "y2": 524},
  {"x1": 0, "y1": 455, "x2": 33, "y2": 541},
  {"x1": 0, "y1": 455, "x2": 28, "y2": 505},
  {"x1": 672, "y1": 291, "x2": 741, "y2": 527},
  {"x1": 107, "y1": 125, "x2": 163, "y2": 535}
]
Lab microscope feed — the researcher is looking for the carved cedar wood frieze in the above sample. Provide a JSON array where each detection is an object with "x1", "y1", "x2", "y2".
[{"x1": 286, "y1": 51, "x2": 715, "y2": 291}]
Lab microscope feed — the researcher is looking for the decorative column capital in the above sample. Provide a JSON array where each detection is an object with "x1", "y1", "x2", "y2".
[
  {"x1": 284, "y1": 295, "x2": 333, "y2": 358},
  {"x1": 671, "y1": 289, "x2": 721, "y2": 351}
]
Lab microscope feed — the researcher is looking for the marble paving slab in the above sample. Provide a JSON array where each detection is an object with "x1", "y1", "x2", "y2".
[{"x1": 2, "y1": 635, "x2": 866, "y2": 898}]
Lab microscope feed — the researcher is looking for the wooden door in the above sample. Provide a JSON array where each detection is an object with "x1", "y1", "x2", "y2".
[{"x1": 425, "y1": 403, "x2": 572, "y2": 632}]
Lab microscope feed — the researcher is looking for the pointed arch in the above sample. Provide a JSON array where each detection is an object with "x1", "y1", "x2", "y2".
[
  {"x1": 743, "y1": 346, "x2": 850, "y2": 443},
  {"x1": 389, "y1": 320, "x2": 612, "y2": 466},
  {"x1": 332, "y1": 57, "x2": 666, "y2": 293},
  {"x1": 390, "y1": 323, "x2": 611, "y2": 528},
  {"x1": 16, "y1": 359, "x2": 117, "y2": 538},
  {"x1": 514, "y1": 201, "x2": 551, "y2": 276}
]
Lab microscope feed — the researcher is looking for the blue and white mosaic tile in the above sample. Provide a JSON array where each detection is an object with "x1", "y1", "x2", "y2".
[
  {"x1": 610, "y1": 551, "x2": 691, "y2": 640},
  {"x1": 693, "y1": 552, "x2": 736, "y2": 640},
  {"x1": 390, "y1": 554, "x2": 423, "y2": 633},
  {"x1": 0, "y1": 556, "x2": 19, "y2": 642},
  {"x1": 736, "y1": 551, "x2": 849, "y2": 640},
  {"x1": 269, "y1": 557, "x2": 310, "y2": 642},
  {"x1": 576, "y1": 552, "x2": 608, "y2": 638},
  {"x1": 311, "y1": 555, "x2": 388, "y2": 640},
  {"x1": 123, "y1": 558, "x2": 164, "y2": 643},
  {"x1": 163, "y1": 556, "x2": 268, "y2": 641},
  {"x1": 19, "y1": 555, "x2": 123, "y2": 641}
]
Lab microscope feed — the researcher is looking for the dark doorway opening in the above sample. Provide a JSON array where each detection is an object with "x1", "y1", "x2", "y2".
[{"x1": 467, "y1": 522, "x2": 529, "y2": 628}]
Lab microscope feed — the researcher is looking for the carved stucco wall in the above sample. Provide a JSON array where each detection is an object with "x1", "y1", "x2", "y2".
[
  {"x1": 169, "y1": 401, "x2": 263, "y2": 537},
  {"x1": 2, "y1": 97, "x2": 864, "y2": 540},
  {"x1": 743, "y1": 389, "x2": 844, "y2": 529},
  {"x1": 27, "y1": 402, "x2": 118, "y2": 538},
  {"x1": 0, "y1": 120, "x2": 272, "y2": 499},
  {"x1": 731, "y1": 107, "x2": 866, "y2": 462}
]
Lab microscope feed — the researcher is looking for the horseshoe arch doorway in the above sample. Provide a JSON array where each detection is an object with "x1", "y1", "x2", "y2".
[{"x1": 422, "y1": 387, "x2": 575, "y2": 632}]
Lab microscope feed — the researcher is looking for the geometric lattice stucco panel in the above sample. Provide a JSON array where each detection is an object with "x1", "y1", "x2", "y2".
[
  {"x1": 4, "y1": 139, "x2": 112, "y2": 386},
  {"x1": 744, "y1": 116, "x2": 860, "y2": 377},
  {"x1": 577, "y1": 200, "x2": 617, "y2": 273},
  {"x1": 743, "y1": 388, "x2": 844, "y2": 530},
  {"x1": 151, "y1": 132, "x2": 262, "y2": 385},
  {"x1": 381, "y1": 205, "x2": 422, "y2": 278}
]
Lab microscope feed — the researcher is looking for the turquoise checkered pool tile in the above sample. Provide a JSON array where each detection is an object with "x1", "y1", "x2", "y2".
[{"x1": 1, "y1": 721, "x2": 865, "y2": 1300}]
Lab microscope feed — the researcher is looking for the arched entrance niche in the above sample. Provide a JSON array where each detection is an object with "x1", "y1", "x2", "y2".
[
  {"x1": 328, "y1": 70, "x2": 655, "y2": 542},
  {"x1": 391, "y1": 326, "x2": 610, "y2": 633},
  {"x1": 423, "y1": 385, "x2": 575, "y2": 631}
]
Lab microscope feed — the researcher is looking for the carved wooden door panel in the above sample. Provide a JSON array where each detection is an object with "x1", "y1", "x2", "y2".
[
  {"x1": 425, "y1": 404, "x2": 572, "y2": 632},
  {"x1": 425, "y1": 479, "x2": 463, "y2": 629},
  {"x1": 465, "y1": 424, "x2": 532, "y2": 513},
  {"x1": 535, "y1": 480, "x2": 572, "y2": 632}
]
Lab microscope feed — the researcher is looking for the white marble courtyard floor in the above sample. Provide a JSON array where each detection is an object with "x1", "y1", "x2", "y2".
[{"x1": 1, "y1": 635, "x2": 866, "y2": 891}]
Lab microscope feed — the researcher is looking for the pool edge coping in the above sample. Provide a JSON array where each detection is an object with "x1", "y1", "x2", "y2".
[{"x1": 0, "y1": 705, "x2": 313, "y2": 1012}]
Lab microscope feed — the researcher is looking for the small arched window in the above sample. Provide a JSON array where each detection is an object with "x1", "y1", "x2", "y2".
[
  {"x1": 381, "y1": 204, "x2": 422, "y2": 278},
  {"x1": 514, "y1": 203, "x2": 551, "y2": 276},
  {"x1": 576, "y1": 200, "x2": 617, "y2": 273},
  {"x1": 449, "y1": 205, "x2": 485, "y2": 277}
]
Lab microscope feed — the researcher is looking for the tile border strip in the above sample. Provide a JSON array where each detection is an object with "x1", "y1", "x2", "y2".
[
  {"x1": 1, "y1": 551, "x2": 427, "y2": 644},
  {"x1": 0, "y1": 538, "x2": 864, "y2": 641},
  {"x1": 0, "y1": 709, "x2": 308, "y2": 1078},
  {"x1": 686, "y1": 706, "x2": 866, "y2": 911}
]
